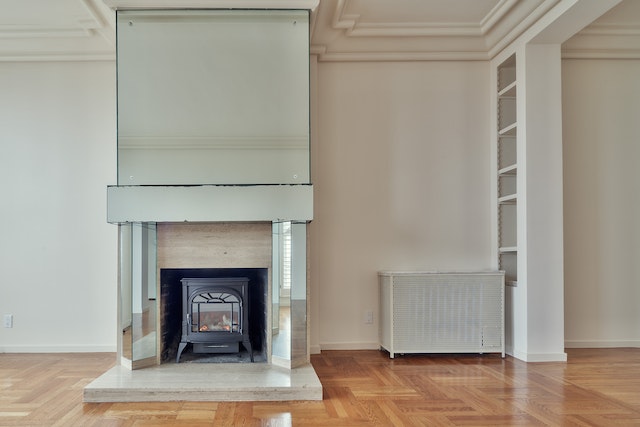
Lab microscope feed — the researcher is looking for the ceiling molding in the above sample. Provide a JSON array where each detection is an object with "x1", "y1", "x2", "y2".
[
  {"x1": 311, "y1": 50, "x2": 490, "y2": 62},
  {"x1": 331, "y1": 0, "x2": 487, "y2": 38},
  {"x1": 329, "y1": 0, "x2": 523, "y2": 39},
  {"x1": 561, "y1": 21, "x2": 640, "y2": 59},
  {"x1": 0, "y1": 0, "x2": 115, "y2": 61},
  {"x1": 334, "y1": 22, "x2": 484, "y2": 38},
  {"x1": 486, "y1": 0, "x2": 560, "y2": 59},
  {"x1": 561, "y1": 48, "x2": 640, "y2": 59},
  {"x1": 81, "y1": 0, "x2": 116, "y2": 46},
  {"x1": 310, "y1": 44, "x2": 326, "y2": 56},
  {"x1": 0, "y1": 0, "x2": 637, "y2": 62},
  {"x1": 330, "y1": 0, "x2": 357, "y2": 33},
  {"x1": 0, "y1": 26, "x2": 93, "y2": 38},
  {"x1": 480, "y1": 0, "x2": 519, "y2": 34},
  {"x1": 312, "y1": 0, "x2": 556, "y2": 62},
  {"x1": 578, "y1": 23, "x2": 640, "y2": 36},
  {"x1": 0, "y1": 52, "x2": 116, "y2": 62}
]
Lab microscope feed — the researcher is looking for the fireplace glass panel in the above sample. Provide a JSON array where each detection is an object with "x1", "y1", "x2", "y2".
[
  {"x1": 119, "y1": 222, "x2": 158, "y2": 369},
  {"x1": 271, "y1": 222, "x2": 289, "y2": 361},
  {"x1": 119, "y1": 224, "x2": 132, "y2": 363},
  {"x1": 289, "y1": 222, "x2": 308, "y2": 368},
  {"x1": 191, "y1": 293, "x2": 240, "y2": 333},
  {"x1": 116, "y1": 9, "x2": 310, "y2": 185},
  {"x1": 271, "y1": 221, "x2": 308, "y2": 367}
]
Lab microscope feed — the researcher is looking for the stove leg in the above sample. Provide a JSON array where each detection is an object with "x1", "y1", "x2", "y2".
[
  {"x1": 243, "y1": 339, "x2": 254, "y2": 362},
  {"x1": 176, "y1": 342, "x2": 187, "y2": 363}
]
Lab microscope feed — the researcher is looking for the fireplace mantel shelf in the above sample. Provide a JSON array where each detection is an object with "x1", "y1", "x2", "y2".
[{"x1": 107, "y1": 184, "x2": 313, "y2": 224}]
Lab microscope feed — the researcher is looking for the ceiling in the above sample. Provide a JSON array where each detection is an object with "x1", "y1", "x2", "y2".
[{"x1": 0, "y1": 0, "x2": 638, "y2": 61}]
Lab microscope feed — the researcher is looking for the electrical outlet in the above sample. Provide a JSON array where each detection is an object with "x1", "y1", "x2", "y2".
[
  {"x1": 364, "y1": 310, "x2": 373, "y2": 324},
  {"x1": 3, "y1": 314, "x2": 13, "y2": 328}
]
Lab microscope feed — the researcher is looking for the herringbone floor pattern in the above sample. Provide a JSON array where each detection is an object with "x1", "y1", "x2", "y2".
[{"x1": 0, "y1": 348, "x2": 639, "y2": 426}]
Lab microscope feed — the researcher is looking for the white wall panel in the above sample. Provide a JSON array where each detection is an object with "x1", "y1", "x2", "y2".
[
  {"x1": 0, "y1": 62, "x2": 117, "y2": 352},
  {"x1": 562, "y1": 58, "x2": 640, "y2": 348},
  {"x1": 311, "y1": 61, "x2": 492, "y2": 350}
]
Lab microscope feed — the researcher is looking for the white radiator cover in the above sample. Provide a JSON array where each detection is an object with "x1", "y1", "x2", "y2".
[{"x1": 379, "y1": 271, "x2": 505, "y2": 358}]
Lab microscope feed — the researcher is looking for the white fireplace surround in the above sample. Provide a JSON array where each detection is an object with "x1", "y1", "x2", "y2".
[
  {"x1": 84, "y1": 221, "x2": 322, "y2": 402},
  {"x1": 85, "y1": 1, "x2": 322, "y2": 402}
]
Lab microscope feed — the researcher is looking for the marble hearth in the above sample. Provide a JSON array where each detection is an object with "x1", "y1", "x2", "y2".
[{"x1": 84, "y1": 363, "x2": 322, "y2": 402}]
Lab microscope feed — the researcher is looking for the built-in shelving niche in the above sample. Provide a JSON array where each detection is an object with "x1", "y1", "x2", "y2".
[{"x1": 497, "y1": 53, "x2": 517, "y2": 286}]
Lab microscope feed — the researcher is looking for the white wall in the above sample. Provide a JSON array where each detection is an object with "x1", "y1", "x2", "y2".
[
  {"x1": 310, "y1": 61, "x2": 492, "y2": 350},
  {"x1": 0, "y1": 61, "x2": 118, "y2": 352},
  {"x1": 562, "y1": 58, "x2": 640, "y2": 347},
  {"x1": 2, "y1": 57, "x2": 635, "y2": 354}
]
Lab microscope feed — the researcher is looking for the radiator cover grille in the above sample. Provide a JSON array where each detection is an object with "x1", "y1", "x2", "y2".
[{"x1": 379, "y1": 272, "x2": 504, "y2": 358}]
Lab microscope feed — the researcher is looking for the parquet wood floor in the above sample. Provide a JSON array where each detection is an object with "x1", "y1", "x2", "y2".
[{"x1": 1, "y1": 348, "x2": 639, "y2": 426}]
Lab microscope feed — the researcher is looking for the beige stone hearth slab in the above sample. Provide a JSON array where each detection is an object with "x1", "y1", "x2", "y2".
[{"x1": 84, "y1": 363, "x2": 322, "y2": 402}]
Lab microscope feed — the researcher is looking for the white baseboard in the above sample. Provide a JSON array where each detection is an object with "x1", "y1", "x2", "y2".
[
  {"x1": 0, "y1": 345, "x2": 116, "y2": 353},
  {"x1": 565, "y1": 340, "x2": 640, "y2": 348},
  {"x1": 318, "y1": 341, "x2": 380, "y2": 351},
  {"x1": 310, "y1": 344, "x2": 321, "y2": 354},
  {"x1": 510, "y1": 349, "x2": 567, "y2": 362}
]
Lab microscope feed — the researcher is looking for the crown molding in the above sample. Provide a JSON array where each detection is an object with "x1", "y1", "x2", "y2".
[
  {"x1": 314, "y1": 0, "x2": 553, "y2": 62},
  {"x1": 330, "y1": 0, "x2": 523, "y2": 39},
  {"x1": 561, "y1": 48, "x2": 640, "y2": 59},
  {"x1": 0, "y1": 0, "x2": 115, "y2": 62},
  {"x1": 334, "y1": 22, "x2": 483, "y2": 38},
  {"x1": 309, "y1": 43, "x2": 326, "y2": 56},
  {"x1": 330, "y1": 0, "x2": 356, "y2": 33},
  {"x1": 1, "y1": 0, "x2": 636, "y2": 62},
  {"x1": 0, "y1": 27, "x2": 92, "y2": 38},
  {"x1": 0, "y1": 52, "x2": 116, "y2": 62},
  {"x1": 579, "y1": 22, "x2": 640, "y2": 36},
  {"x1": 310, "y1": 47, "x2": 490, "y2": 62},
  {"x1": 562, "y1": 22, "x2": 640, "y2": 59},
  {"x1": 331, "y1": 0, "x2": 487, "y2": 38},
  {"x1": 480, "y1": 0, "x2": 520, "y2": 34},
  {"x1": 0, "y1": 0, "x2": 110, "y2": 39},
  {"x1": 83, "y1": 0, "x2": 116, "y2": 46},
  {"x1": 486, "y1": 0, "x2": 560, "y2": 59}
]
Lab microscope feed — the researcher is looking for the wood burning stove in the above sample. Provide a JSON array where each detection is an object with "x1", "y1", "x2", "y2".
[{"x1": 177, "y1": 277, "x2": 253, "y2": 363}]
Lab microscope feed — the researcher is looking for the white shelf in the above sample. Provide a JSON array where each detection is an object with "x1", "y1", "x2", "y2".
[
  {"x1": 498, "y1": 193, "x2": 517, "y2": 204},
  {"x1": 498, "y1": 164, "x2": 517, "y2": 175},
  {"x1": 499, "y1": 246, "x2": 517, "y2": 253},
  {"x1": 498, "y1": 122, "x2": 517, "y2": 136},
  {"x1": 498, "y1": 81, "x2": 516, "y2": 98}
]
